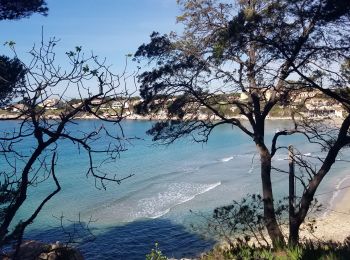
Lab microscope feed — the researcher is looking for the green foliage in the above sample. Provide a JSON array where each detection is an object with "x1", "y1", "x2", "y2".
[
  {"x1": 145, "y1": 243, "x2": 167, "y2": 260},
  {"x1": 341, "y1": 59, "x2": 350, "y2": 83},
  {"x1": 0, "y1": 180, "x2": 18, "y2": 220},
  {"x1": 0, "y1": 0, "x2": 48, "y2": 21},
  {"x1": 65, "y1": 51, "x2": 75, "y2": 57},
  {"x1": 201, "y1": 245, "x2": 274, "y2": 260},
  {"x1": 91, "y1": 69, "x2": 98, "y2": 76},
  {"x1": 83, "y1": 64, "x2": 90, "y2": 73},
  {"x1": 286, "y1": 246, "x2": 303, "y2": 260},
  {"x1": 268, "y1": 106, "x2": 292, "y2": 117},
  {"x1": 200, "y1": 241, "x2": 350, "y2": 260},
  {"x1": 167, "y1": 95, "x2": 189, "y2": 119},
  {"x1": 216, "y1": 104, "x2": 237, "y2": 117},
  {"x1": 193, "y1": 193, "x2": 321, "y2": 250},
  {"x1": 4, "y1": 40, "x2": 15, "y2": 47},
  {"x1": 134, "y1": 32, "x2": 172, "y2": 61},
  {"x1": 75, "y1": 46, "x2": 82, "y2": 52},
  {"x1": 193, "y1": 194, "x2": 288, "y2": 247},
  {"x1": 0, "y1": 55, "x2": 26, "y2": 107}
]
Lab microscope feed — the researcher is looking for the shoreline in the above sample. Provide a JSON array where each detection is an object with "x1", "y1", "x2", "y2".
[
  {"x1": 213, "y1": 172, "x2": 350, "y2": 250},
  {"x1": 305, "y1": 173, "x2": 350, "y2": 242},
  {"x1": 0, "y1": 112, "x2": 344, "y2": 123}
]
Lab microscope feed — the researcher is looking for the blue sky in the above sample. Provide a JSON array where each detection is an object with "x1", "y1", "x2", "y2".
[{"x1": 0, "y1": 0, "x2": 182, "y2": 97}]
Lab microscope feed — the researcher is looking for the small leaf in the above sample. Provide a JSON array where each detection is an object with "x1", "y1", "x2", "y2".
[{"x1": 83, "y1": 65, "x2": 90, "y2": 73}]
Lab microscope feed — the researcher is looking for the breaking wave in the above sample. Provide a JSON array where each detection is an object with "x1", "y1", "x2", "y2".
[
  {"x1": 221, "y1": 156, "x2": 234, "y2": 162},
  {"x1": 132, "y1": 182, "x2": 221, "y2": 220},
  {"x1": 89, "y1": 182, "x2": 221, "y2": 222}
]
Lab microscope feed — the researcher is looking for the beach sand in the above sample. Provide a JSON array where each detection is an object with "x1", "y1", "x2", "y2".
[{"x1": 300, "y1": 186, "x2": 350, "y2": 242}]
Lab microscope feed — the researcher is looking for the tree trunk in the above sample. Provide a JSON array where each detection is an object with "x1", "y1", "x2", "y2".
[
  {"x1": 0, "y1": 139, "x2": 54, "y2": 246},
  {"x1": 289, "y1": 116, "x2": 350, "y2": 246},
  {"x1": 288, "y1": 145, "x2": 298, "y2": 246},
  {"x1": 258, "y1": 145, "x2": 285, "y2": 247},
  {"x1": 288, "y1": 217, "x2": 300, "y2": 246},
  {"x1": 294, "y1": 116, "x2": 350, "y2": 243}
]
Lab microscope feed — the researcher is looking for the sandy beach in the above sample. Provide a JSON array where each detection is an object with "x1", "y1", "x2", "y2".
[{"x1": 300, "y1": 177, "x2": 350, "y2": 242}]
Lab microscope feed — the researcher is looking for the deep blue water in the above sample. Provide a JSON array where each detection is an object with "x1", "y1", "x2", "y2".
[{"x1": 0, "y1": 120, "x2": 349, "y2": 259}]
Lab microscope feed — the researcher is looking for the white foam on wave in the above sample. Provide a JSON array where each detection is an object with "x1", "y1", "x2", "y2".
[
  {"x1": 276, "y1": 157, "x2": 288, "y2": 161},
  {"x1": 248, "y1": 165, "x2": 255, "y2": 174},
  {"x1": 276, "y1": 153, "x2": 312, "y2": 161},
  {"x1": 221, "y1": 156, "x2": 234, "y2": 162},
  {"x1": 89, "y1": 182, "x2": 222, "y2": 223},
  {"x1": 148, "y1": 208, "x2": 171, "y2": 219},
  {"x1": 182, "y1": 166, "x2": 200, "y2": 173},
  {"x1": 133, "y1": 182, "x2": 221, "y2": 220},
  {"x1": 220, "y1": 152, "x2": 256, "y2": 163}
]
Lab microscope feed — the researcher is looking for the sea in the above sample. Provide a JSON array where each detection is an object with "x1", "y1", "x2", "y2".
[{"x1": 0, "y1": 120, "x2": 349, "y2": 259}]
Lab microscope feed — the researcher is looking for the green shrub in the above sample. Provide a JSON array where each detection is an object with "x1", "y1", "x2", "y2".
[
  {"x1": 200, "y1": 241, "x2": 350, "y2": 260},
  {"x1": 146, "y1": 243, "x2": 167, "y2": 260}
]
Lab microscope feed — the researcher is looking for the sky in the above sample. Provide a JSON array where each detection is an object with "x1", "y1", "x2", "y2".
[{"x1": 0, "y1": 0, "x2": 183, "y2": 97}]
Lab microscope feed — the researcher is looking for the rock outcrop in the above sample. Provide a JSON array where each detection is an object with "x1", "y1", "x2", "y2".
[{"x1": 4, "y1": 240, "x2": 84, "y2": 260}]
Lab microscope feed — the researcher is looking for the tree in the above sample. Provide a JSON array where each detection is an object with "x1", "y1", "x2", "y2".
[
  {"x1": 135, "y1": 0, "x2": 350, "y2": 246},
  {"x1": 0, "y1": 0, "x2": 48, "y2": 20},
  {"x1": 0, "y1": 55, "x2": 26, "y2": 108},
  {"x1": 0, "y1": 0, "x2": 48, "y2": 107},
  {"x1": 0, "y1": 39, "x2": 134, "y2": 257}
]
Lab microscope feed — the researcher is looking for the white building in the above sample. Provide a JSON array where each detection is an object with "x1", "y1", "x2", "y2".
[
  {"x1": 9, "y1": 103, "x2": 27, "y2": 113},
  {"x1": 111, "y1": 101, "x2": 129, "y2": 109}
]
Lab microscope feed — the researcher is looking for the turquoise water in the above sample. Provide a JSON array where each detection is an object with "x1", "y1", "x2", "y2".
[{"x1": 1, "y1": 120, "x2": 349, "y2": 259}]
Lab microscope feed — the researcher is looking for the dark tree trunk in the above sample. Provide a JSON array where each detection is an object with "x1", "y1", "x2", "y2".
[
  {"x1": 258, "y1": 145, "x2": 285, "y2": 247},
  {"x1": 0, "y1": 146, "x2": 44, "y2": 245},
  {"x1": 291, "y1": 116, "x2": 350, "y2": 245},
  {"x1": 288, "y1": 217, "x2": 300, "y2": 246},
  {"x1": 288, "y1": 145, "x2": 299, "y2": 246},
  {"x1": 0, "y1": 137, "x2": 55, "y2": 246}
]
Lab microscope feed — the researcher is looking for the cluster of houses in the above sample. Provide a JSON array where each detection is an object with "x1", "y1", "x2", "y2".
[
  {"x1": 89, "y1": 98, "x2": 131, "y2": 109},
  {"x1": 1, "y1": 89, "x2": 347, "y2": 120},
  {"x1": 3, "y1": 97, "x2": 141, "y2": 113},
  {"x1": 239, "y1": 89, "x2": 346, "y2": 119},
  {"x1": 4, "y1": 98, "x2": 63, "y2": 113}
]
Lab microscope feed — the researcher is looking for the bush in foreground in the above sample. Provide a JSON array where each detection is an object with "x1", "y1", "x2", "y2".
[{"x1": 200, "y1": 240, "x2": 350, "y2": 260}]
